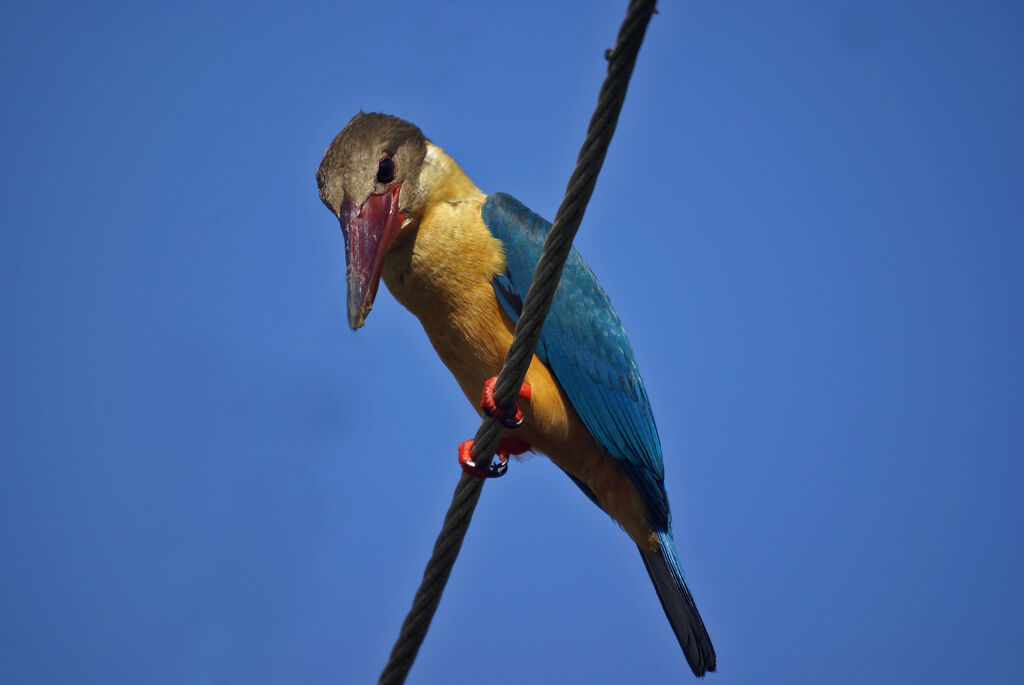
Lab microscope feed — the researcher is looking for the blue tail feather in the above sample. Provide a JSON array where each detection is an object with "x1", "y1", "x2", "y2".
[{"x1": 640, "y1": 530, "x2": 716, "y2": 677}]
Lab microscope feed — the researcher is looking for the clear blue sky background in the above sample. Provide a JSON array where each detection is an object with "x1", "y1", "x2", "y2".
[{"x1": 2, "y1": 2, "x2": 1021, "y2": 683}]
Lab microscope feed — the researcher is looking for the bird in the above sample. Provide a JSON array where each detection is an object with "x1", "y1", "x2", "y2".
[{"x1": 316, "y1": 112, "x2": 716, "y2": 677}]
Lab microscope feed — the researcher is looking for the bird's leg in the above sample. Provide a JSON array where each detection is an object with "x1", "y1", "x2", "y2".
[
  {"x1": 458, "y1": 437, "x2": 532, "y2": 479},
  {"x1": 457, "y1": 378, "x2": 534, "y2": 478},
  {"x1": 480, "y1": 376, "x2": 532, "y2": 429}
]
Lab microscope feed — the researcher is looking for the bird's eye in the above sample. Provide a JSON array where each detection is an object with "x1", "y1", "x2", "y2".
[{"x1": 376, "y1": 158, "x2": 396, "y2": 184}]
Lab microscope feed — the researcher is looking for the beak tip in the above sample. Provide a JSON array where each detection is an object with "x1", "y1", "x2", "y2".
[{"x1": 347, "y1": 300, "x2": 371, "y2": 330}]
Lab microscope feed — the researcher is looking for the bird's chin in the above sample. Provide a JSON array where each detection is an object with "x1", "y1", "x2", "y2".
[{"x1": 339, "y1": 184, "x2": 404, "y2": 329}]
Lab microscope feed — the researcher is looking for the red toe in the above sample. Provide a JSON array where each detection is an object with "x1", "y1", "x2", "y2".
[{"x1": 480, "y1": 376, "x2": 531, "y2": 429}]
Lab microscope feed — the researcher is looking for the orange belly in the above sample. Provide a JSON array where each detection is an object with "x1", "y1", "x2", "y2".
[{"x1": 419, "y1": 281, "x2": 657, "y2": 552}]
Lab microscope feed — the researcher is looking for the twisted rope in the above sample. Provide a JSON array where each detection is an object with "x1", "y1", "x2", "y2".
[{"x1": 378, "y1": 2, "x2": 657, "y2": 682}]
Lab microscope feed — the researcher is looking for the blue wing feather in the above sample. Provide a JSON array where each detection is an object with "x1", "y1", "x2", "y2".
[{"x1": 482, "y1": 193, "x2": 670, "y2": 530}]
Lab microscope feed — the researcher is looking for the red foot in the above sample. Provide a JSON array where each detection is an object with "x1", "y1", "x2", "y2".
[
  {"x1": 480, "y1": 376, "x2": 533, "y2": 429},
  {"x1": 458, "y1": 437, "x2": 532, "y2": 479}
]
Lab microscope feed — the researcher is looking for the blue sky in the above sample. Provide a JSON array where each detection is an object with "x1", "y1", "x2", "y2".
[{"x1": 1, "y1": 2, "x2": 1022, "y2": 683}]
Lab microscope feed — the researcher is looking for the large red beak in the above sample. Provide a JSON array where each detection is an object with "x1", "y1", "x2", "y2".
[{"x1": 339, "y1": 184, "x2": 405, "y2": 329}]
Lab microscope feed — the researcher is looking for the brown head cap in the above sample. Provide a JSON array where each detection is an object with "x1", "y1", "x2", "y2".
[{"x1": 316, "y1": 112, "x2": 428, "y2": 218}]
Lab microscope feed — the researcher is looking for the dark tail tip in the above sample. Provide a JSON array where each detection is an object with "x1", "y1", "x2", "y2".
[{"x1": 640, "y1": 532, "x2": 716, "y2": 677}]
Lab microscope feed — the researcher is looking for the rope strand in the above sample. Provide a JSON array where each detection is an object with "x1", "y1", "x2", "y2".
[{"x1": 377, "y1": 2, "x2": 657, "y2": 682}]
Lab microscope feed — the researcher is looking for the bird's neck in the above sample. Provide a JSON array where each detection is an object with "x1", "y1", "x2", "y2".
[
  {"x1": 381, "y1": 143, "x2": 505, "y2": 316},
  {"x1": 414, "y1": 141, "x2": 481, "y2": 205}
]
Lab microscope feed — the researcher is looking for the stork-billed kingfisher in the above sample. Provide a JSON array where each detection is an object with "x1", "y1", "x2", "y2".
[{"x1": 316, "y1": 113, "x2": 716, "y2": 677}]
